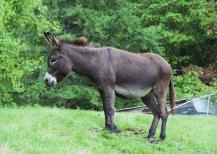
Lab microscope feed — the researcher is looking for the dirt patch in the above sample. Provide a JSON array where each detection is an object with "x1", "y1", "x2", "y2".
[
  {"x1": 120, "y1": 128, "x2": 144, "y2": 137},
  {"x1": 89, "y1": 127, "x2": 144, "y2": 136}
]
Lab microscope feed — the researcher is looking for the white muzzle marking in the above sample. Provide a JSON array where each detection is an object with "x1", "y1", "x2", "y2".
[{"x1": 44, "y1": 72, "x2": 57, "y2": 86}]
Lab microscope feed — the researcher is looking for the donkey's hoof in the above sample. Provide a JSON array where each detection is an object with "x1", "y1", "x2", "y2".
[
  {"x1": 147, "y1": 137, "x2": 156, "y2": 143},
  {"x1": 159, "y1": 134, "x2": 166, "y2": 141},
  {"x1": 103, "y1": 127, "x2": 121, "y2": 133}
]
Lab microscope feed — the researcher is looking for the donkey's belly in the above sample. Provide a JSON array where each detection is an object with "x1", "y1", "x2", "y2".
[{"x1": 115, "y1": 85, "x2": 152, "y2": 98}]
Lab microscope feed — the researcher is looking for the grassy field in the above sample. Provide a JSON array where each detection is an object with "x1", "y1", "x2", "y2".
[{"x1": 0, "y1": 107, "x2": 217, "y2": 154}]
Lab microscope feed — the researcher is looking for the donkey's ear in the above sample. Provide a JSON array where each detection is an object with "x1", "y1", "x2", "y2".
[{"x1": 44, "y1": 32, "x2": 59, "y2": 47}]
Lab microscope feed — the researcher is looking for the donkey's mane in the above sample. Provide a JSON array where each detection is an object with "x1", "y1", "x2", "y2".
[
  {"x1": 60, "y1": 38, "x2": 102, "y2": 56},
  {"x1": 60, "y1": 36, "x2": 101, "y2": 48}
]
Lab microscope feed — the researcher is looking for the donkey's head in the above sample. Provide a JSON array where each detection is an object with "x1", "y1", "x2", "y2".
[{"x1": 44, "y1": 32, "x2": 72, "y2": 86}]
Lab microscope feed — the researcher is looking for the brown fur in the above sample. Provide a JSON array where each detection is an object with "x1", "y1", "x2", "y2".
[{"x1": 72, "y1": 36, "x2": 88, "y2": 46}]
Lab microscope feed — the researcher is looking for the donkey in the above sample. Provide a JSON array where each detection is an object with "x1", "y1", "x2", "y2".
[{"x1": 44, "y1": 32, "x2": 176, "y2": 142}]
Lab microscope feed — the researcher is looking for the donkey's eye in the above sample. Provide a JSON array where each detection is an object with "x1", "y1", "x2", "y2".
[{"x1": 50, "y1": 59, "x2": 57, "y2": 64}]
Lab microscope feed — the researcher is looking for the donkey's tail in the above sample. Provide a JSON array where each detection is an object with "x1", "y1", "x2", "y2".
[{"x1": 169, "y1": 80, "x2": 176, "y2": 114}]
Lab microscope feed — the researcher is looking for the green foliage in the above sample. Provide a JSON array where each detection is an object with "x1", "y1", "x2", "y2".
[
  {"x1": 41, "y1": 0, "x2": 217, "y2": 108},
  {"x1": 143, "y1": 0, "x2": 217, "y2": 66},
  {"x1": 0, "y1": 0, "x2": 216, "y2": 109},
  {"x1": 0, "y1": 0, "x2": 60, "y2": 105},
  {"x1": 46, "y1": 0, "x2": 217, "y2": 66},
  {"x1": 44, "y1": 0, "x2": 166, "y2": 55},
  {"x1": 174, "y1": 72, "x2": 217, "y2": 99},
  {"x1": 41, "y1": 81, "x2": 102, "y2": 110}
]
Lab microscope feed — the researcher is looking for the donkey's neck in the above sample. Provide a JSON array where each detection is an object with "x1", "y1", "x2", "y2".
[{"x1": 61, "y1": 44, "x2": 100, "y2": 79}]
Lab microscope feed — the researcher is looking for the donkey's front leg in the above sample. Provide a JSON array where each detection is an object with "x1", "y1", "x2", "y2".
[{"x1": 99, "y1": 86, "x2": 119, "y2": 133}]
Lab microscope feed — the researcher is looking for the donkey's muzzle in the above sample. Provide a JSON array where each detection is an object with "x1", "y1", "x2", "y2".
[{"x1": 44, "y1": 72, "x2": 57, "y2": 86}]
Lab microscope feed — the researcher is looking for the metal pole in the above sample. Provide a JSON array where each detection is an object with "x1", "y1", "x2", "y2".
[{"x1": 207, "y1": 95, "x2": 211, "y2": 116}]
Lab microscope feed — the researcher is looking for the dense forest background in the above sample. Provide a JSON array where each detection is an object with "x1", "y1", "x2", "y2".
[{"x1": 0, "y1": 0, "x2": 216, "y2": 109}]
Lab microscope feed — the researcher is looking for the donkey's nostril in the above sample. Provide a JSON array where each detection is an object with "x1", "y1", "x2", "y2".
[{"x1": 45, "y1": 78, "x2": 49, "y2": 83}]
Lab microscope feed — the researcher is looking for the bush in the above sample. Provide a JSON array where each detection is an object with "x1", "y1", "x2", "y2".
[
  {"x1": 0, "y1": 0, "x2": 216, "y2": 110},
  {"x1": 174, "y1": 72, "x2": 217, "y2": 99},
  {"x1": 0, "y1": 0, "x2": 60, "y2": 106}
]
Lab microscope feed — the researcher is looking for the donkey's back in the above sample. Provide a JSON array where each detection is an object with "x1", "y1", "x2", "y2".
[{"x1": 103, "y1": 48, "x2": 172, "y2": 97}]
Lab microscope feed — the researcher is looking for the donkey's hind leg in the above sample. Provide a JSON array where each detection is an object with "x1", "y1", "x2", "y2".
[
  {"x1": 142, "y1": 93, "x2": 161, "y2": 142},
  {"x1": 153, "y1": 80, "x2": 170, "y2": 140}
]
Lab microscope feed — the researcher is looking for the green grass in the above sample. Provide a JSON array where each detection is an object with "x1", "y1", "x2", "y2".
[{"x1": 0, "y1": 107, "x2": 217, "y2": 154}]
